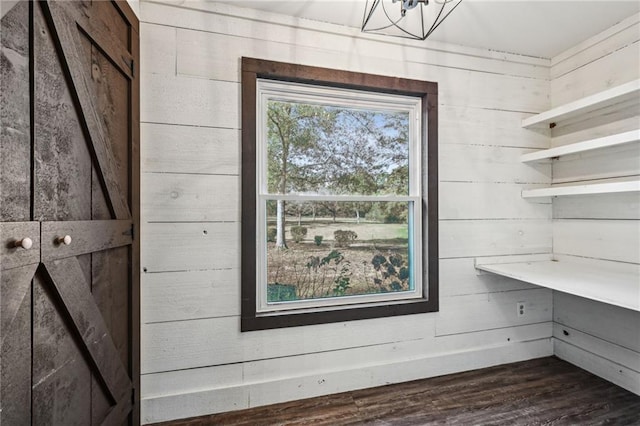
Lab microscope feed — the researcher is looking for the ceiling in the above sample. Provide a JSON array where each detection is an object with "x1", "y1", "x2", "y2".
[{"x1": 211, "y1": 0, "x2": 640, "y2": 59}]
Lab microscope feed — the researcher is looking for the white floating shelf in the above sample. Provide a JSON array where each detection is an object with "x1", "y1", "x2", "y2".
[
  {"x1": 522, "y1": 79, "x2": 640, "y2": 129},
  {"x1": 522, "y1": 180, "x2": 640, "y2": 198},
  {"x1": 476, "y1": 260, "x2": 640, "y2": 312},
  {"x1": 520, "y1": 129, "x2": 640, "y2": 163}
]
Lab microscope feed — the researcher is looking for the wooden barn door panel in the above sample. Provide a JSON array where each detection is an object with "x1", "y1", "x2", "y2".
[
  {"x1": 1, "y1": 222, "x2": 39, "y2": 425},
  {"x1": 1, "y1": 1, "x2": 33, "y2": 424},
  {"x1": 0, "y1": 0, "x2": 30, "y2": 221},
  {"x1": 1, "y1": 0, "x2": 139, "y2": 424}
]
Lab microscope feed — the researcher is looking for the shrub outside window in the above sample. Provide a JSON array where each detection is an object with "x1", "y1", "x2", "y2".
[{"x1": 241, "y1": 58, "x2": 439, "y2": 331}]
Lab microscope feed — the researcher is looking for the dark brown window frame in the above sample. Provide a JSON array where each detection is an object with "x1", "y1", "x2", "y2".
[{"x1": 241, "y1": 57, "x2": 438, "y2": 331}]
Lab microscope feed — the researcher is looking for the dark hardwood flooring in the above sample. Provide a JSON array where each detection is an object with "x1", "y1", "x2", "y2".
[{"x1": 153, "y1": 357, "x2": 640, "y2": 425}]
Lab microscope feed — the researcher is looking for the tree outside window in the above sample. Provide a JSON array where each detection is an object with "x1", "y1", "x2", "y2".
[{"x1": 241, "y1": 58, "x2": 439, "y2": 331}]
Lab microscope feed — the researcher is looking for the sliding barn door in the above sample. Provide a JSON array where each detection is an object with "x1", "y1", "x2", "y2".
[{"x1": 1, "y1": 0, "x2": 140, "y2": 424}]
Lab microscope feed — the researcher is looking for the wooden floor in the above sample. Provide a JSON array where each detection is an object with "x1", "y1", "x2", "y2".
[{"x1": 154, "y1": 357, "x2": 640, "y2": 425}]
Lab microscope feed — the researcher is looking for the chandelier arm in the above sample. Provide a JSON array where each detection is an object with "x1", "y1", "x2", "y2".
[
  {"x1": 362, "y1": 0, "x2": 461, "y2": 41},
  {"x1": 361, "y1": 0, "x2": 381, "y2": 31},
  {"x1": 383, "y1": 0, "x2": 422, "y2": 38},
  {"x1": 420, "y1": 3, "x2": 426, "y2": 39},
  {"x1": 363, "y1": 0, "x2": 412, "y2": 33},
  {"x1": 424, "y1": 0, "x2": 463, "y2": 39},
  {"x1": 388, "y1": 0, "x2": 424, "y2": 40}
]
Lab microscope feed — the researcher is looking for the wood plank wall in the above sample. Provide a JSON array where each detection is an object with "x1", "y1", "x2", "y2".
[
  {"x1": 137, "y1": 1, "x2": 555, "y2": 423},
  {"x1": 548, "y1": 13, "x2": 640, "y2": 395}
]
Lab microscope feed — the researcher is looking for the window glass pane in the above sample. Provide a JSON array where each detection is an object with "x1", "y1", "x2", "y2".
[
  {"x1": 266, "y1": 100, "x2": 409, "y2": 196},
  {"x1": 265, "y1": 200, "x2": 413, "y2": 303}
]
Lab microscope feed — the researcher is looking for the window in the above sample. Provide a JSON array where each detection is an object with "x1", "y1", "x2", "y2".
[{"x1": 241, "y1": 58, "x2": 438, "y2": 331}]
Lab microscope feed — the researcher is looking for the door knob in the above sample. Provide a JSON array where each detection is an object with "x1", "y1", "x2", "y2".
[
  {"x1": 14, "y1": 238, "x2": 33, "y2": 250},
  {"x1": 57, "y1": 235, "x2": 72, "y2": 245}
]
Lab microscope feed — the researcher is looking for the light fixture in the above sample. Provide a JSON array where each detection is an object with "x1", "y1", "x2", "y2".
[{"x1": 362, "y1": 0, "x2": 462, "y2": 41}]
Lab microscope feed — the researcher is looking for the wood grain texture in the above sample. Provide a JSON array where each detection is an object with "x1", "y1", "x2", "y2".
[
  {"x1": 142, "y1": 222, "x2": 240, "y2": 272},
  {"x1": 0, "y1": 222, "x2": 40, "y2": 270},
  {"x1": 439, "y1": 219, "x2": 551, "y2": 259},
  {"x1": 1, "y1": 264, "x2": 36, "y2": 425},
  {"x1": 41, "y1": 219, "x2": 132, "y2": 261},
  {"x1": 141, "y1": 313, "x2": 436, "y2": 374},
  {"x1": 437, "y1": 288, "x2": 552, "y2": 336},
  {"x1": 551, "y1": 14, "x2": 640, "y2": 78},
  {"x1": 553, "y1": 219, "x2": 640, "y2": 264},
  {"x1": 551, "y1": 45, "x2": 640, "y2": 107},
  {"x1": 141, "y1": 323, "x2": 550, "y2": 400},
  {"x1": 554, "y1": 291, "x2": 640, "y2": 354},
  {"x1": 139, "y1": 22, "x2": 176, "y2": 76},
  {"x1": 172, "y1": 16, "x2": 548, "y2": 81},
  {"x1": 142, "y1": 174, "x2": 239, "y2": 222},
  {"x1": 42, "y1": 0, "x2": 131, "y2": 220},
  {"x1": 439, "y1": 257, "x2": 537, "y2": 297},
  {"x1": 0, "y1": 0, "x2": 30, "y2": 222},
  {"x1": 138, "y1": 0, "x2": 556, "y2": 419},
  {"x1": 552, "y1": 143, "x2": 640, "y2": 184},
  {"x1": 148, "y1": 357, "x2": 640, "y2": 426},
  {"x1": 554, "y1": 339, "x2": 640, "y2": 396},
  {"x1": 141, "y1": 74, "x2": 240, "y2": 128},
  {"x1": 141, "y1": 124, "x2": 239, "y2": 175},
  {"x1": 142, "y1": 269, "x2": 240, "y2": 323},
  {"x1": 142, "y1": 339, "x2": 552, "y2": 423},
  {"x1": 439, "y1": 144, "x2": 551, "y2": 184},
  {"x1": 43, "y1": 257, "x2": 133, "y2": 404},
  {"x1": 547, "y1": 11, "x2": 640, "y2": 405},
  {"x1": 553, "y1": 192, "x2": 640, "y2": 219},
  {"x1": 440, "y1": 182, "x2": 550, "y2": 220},
  {"x1": 32, "y1": 270, "x2": 93, "y2": 426}
]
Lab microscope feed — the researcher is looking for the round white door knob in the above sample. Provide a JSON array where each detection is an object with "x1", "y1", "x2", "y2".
[
  {"x1": 15, "y1": 238, "x2": 33, "y2": 250},
  {"x1": 57, "y1": 235, "x2": 72, "y2": 245}
]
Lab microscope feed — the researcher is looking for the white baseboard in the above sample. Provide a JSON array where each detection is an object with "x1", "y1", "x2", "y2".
[
  {"x1": 554, "y1": 338, "x2": 640, "y2": 396},
  {"x1": 141, "y1": 338, "x2": 552, "y2": 424}
]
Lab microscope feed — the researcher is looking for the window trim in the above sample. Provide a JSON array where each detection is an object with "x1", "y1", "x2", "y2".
[
  {"x1": 256, "y1": 80, "x2": 423, "y2": 313},
  {"x1": 241, "y1": 57, "x2": 439, "y2": 331}
]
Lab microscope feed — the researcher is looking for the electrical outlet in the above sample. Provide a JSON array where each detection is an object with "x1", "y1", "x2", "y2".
[{"x1": 517, "y1": 302, "x2": 526, "y2": 317}]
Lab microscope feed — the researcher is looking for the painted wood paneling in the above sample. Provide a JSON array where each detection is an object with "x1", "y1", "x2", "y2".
[
  {"x1": 440, "y1": 182, "x2": 550, "y2": 220},
  {"x1": 553, "y1": 192, "x2": 640, "y2": 220},
  {"x1": 553, "y1": 219, "x2": 640, "y2": 264},
  {"x1": 439, "y1": 105, "x2": 550, "y2": 148},
  {"x1": 141, "y1": 1, "x2": 549, "y2": 76},
  {"x1": 440, "y1": 257, "x2": 538, "y2": 297},
  {"x1": 553, "y1": 323, "x2": 640, "y2": 373},
  {"x1": 170, "y1": 24, "x2": 549, "y2": 111},
  {"x1": 141, "y1": 314, "x2": 437, "y2": 374},
  {"x1": 141, "y1": 74, "x2": 239, "y2": 128},
  {"x1": 142, "y1": 173, "x2": 239, "y2": 222},
  {"x1": 141, "y1": 269, "x2": 241, "y2": 323},
  {"x1": 551, "y1": 46, "x2": 640, "y2": 107},
  {"x1": 548, "y1": 18, "x2": 639, "y2": 398},
  {"x1": 142, "y1": 223, "x2": 240, "y2": 272},
  {"x1": 550, "y1": 13, "x2": 640, "y2": 79},
  {"x1": 141, "y1": 322, "x2": 551, "y2": 399},
  {"x1": 554, "y1": 291, "x2": 640, "y2": 353},
  {"x1": 440, "y1": 220, "x2": 551, "y2": 259},
  {"x1": 139, "y1": 22, "x2": 175, "y2": 76},
  {"x1": 137, "y1": 0, "x2": 558, "y2": 422},
  {"x1": 552, "y1": 114, "x2": 640, "y2": 148},
  {"x1": 141, "y1": 123, "x2": 239, "y2": 175},
  {"x1": 552, "y1": 143, "x2": 640, "y2": 184},
  {"x1": 554, "y1": 340, "x2": 640, "y2": 395},
  {"x1": 436, "y1": 289, "x2": 552, "y2": 336},
  {"x1": 439, "y1": 145, "x2": 551, "y2": 184},
  {"x1": 141, "y1": 339, "x2": 552, "y2": 424}
]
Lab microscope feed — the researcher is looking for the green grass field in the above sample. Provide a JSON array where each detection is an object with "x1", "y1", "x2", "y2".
[{"x1": 266, "y1": 217, "x2": 411, "y2": 302}]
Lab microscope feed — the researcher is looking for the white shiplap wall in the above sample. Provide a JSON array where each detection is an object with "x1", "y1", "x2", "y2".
[
  {"x1": 138, "y1": 1, "x2": 555, "y2": 423},
  {"x1": 548, "y1": 14, "x2": 640, "y2": 395}
]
